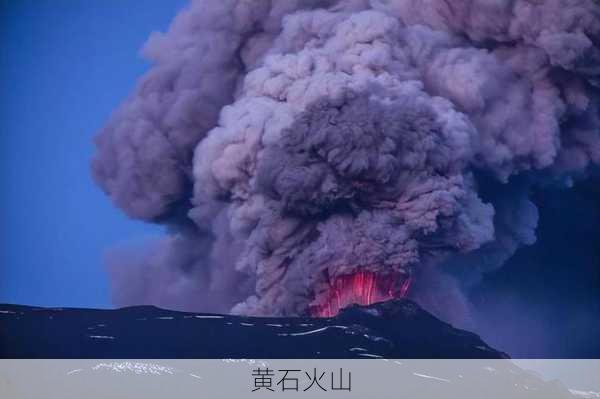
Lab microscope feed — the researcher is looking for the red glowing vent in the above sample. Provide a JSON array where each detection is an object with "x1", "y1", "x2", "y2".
[{"x1": 309, "y1": 270, "x2": 411, "y2": 318}]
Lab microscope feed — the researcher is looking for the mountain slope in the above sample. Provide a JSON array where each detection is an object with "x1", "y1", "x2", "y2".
[{"x1": 0, "y1": 299, "x2": 506, "y2": 359}]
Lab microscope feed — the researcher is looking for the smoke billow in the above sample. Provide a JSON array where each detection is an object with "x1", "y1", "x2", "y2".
[{"x1": 92, "y1": 0, "x2": 600, "y2": 324}]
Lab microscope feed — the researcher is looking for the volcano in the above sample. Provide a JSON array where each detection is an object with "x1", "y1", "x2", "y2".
[{"x1": 0, "y1": 298, "x2": 505, "y2": 359}]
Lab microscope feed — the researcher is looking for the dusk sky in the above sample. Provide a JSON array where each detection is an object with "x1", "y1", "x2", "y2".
[{"x1": 0, "y1": 0, "x2": 186, "y2": 308}]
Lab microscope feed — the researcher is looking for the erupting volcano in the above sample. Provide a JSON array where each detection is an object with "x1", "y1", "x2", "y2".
[
  {"x1": 310, "y1": 271, "x2": 412, "y2": 318},
  {"x1": 92, "y1": 0, "x2": 600, "y2": 322}
]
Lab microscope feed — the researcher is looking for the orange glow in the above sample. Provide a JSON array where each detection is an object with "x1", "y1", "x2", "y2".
[{"x1": 309, "y1": 270, "x2": 411, "y2": 318}]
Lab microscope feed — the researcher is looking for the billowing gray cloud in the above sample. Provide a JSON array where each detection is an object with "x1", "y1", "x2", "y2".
[{"x1": 93, "y1": 0, "x2": 600, "y2": 323}]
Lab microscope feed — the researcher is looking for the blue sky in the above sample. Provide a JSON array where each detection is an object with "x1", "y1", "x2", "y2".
[{"x1": 0, "y1": 0, "x2": 187, "y2": 308}]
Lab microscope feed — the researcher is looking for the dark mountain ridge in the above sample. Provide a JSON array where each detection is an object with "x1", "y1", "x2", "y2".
[{"x1": 0, "y1": 298, "x2": 507, "y2": 359}]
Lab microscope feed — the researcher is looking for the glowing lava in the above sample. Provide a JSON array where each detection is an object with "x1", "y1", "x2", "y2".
[{"x1": 309, "y1": 270, "x2": 411, "y2": 318}]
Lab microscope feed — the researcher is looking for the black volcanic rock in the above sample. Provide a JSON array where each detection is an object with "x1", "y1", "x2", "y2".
[{"x1": 0, "y1": 299, "x2": 506, "y2": 359}]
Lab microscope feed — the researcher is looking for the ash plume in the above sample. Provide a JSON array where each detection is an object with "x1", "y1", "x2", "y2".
[{"x1": 92, "y1": 0, "x2": 600, "y2": 324}]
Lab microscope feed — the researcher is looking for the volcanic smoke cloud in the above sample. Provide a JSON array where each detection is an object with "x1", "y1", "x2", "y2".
[{"x1": 92, "y1": 0, "x2": 600, "y2": 322}]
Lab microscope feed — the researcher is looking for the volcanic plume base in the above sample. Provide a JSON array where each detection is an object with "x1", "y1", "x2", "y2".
[{"x1": 309, "y1": 270, "x2": 412, "y2": 318}]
